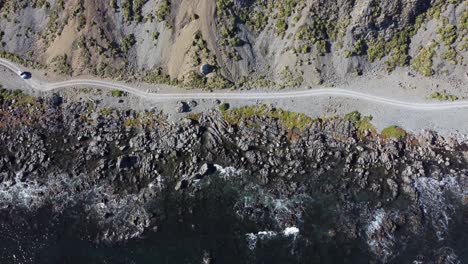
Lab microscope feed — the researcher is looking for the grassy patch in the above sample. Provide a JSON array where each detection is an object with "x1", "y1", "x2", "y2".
[
  {"x1": 344, "y1": 111, "x2": 376, "y2": 136},
  {"x1": 156, "y1": 0, "x2": 171, "y2": 22},
  {"x1": 383, "y1": 29, "x2": 412, "y2": 71},
  {"x1": 441, "y1": 46, "x2": 458, "y2": 64},
  {"x1": 345, "y1": 38, "x2": 366, "y2": 57},
  {"x1": 367, "y1": 39, "x2": 386, "y2": 62},
  {"x1": 120, "y1": 34, "x2": 136, "y2": 53},
  {"x1": 0, "y1": 88, "x2": 37, "y2": 107},
  {"x1": 184, "y1": 113, "x2": 201, "y2": 121},
  {"x1": 365, "y1": 27, "x2": 416, "y2": 71},
  {"x1": 294, "y1": 17, "x2": 330, "y2": 55},
  {"x1": 123, "y1": 111, "x2": 160, "y2": 128},
  {"x1": 144, "y1": 67, "x2": 177, "y2": 85},
  {"x1": 218, "y1": 102, "x2": 230, "y2": 112},
  {"x1": 279, "y1": 66, "x2": 303, "y2": 88},
  {"x1": 222, "y1": 105, "x2": 317, "y2": 130},
  {"x1": 111, "y1": 90, "x2": 124, "y2": 97},
  {"x1": 381, "y1": 126, "x2": 407, "y2": 139},
  {"x1": 206, "y1": 75, "x2": 232, "y2": 89},
  {"x1": 99, "y1": 107, "x2": 114, "y2": 116},
  {"x1": 436, "y1": 18, "x2": 457, "y2": 46},
  {"x1": 51, "y1": 54, "x2": 71, "y2": 75},
  {"x1": 411, "y1": 42, "x2": 438, "y2": 77},
  {"x1": 429, "y1": 92, "x2": 459, "y2": 101}
]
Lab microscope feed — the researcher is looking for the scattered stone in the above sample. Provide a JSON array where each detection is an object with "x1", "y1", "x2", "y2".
[{"x1": 176, "y1": 101, "x2": 190, "y2": 113}]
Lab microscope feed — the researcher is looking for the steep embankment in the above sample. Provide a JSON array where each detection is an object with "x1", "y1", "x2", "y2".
[{"x1": 0, "y1": 0, "x2": 466, "y2": 89}]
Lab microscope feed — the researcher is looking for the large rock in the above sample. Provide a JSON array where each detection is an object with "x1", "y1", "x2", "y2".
[{"x1": 117, "y1": 155, "x2": 139, "y2": 170}]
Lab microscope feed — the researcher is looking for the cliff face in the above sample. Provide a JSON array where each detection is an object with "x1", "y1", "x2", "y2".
[{"x1": 0, "y1": 0, "x2": 466, "y2": 87}]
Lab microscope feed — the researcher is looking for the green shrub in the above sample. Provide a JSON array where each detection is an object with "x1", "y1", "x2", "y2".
[
  {"x1": 275, "y1": 19, "x2": 288, "y2": 35},
  {"x1": 120, "y1": 34, "x2": 136, "y2": 53},
  {"x1": 222, "y1": 105, "x2": 317, "y2": 130},
  {"x1": 436, "y1": 19, "x2": 457, "y2": 46},
  {"x1": 218, "y1": 103, "x2": 230, "y2": 112},
  {"x1": 247, "y1": 10, "x2": 268, "y2": 33},
  {"x1": 122, "y1": 0, "x2": 149, "y2": 22},
  {"x1": 122, "y1": 0, "x2": 133, "y2": 22},
  {"x1": 51, "y1": 54, "x2": 71, "y2": 75},
  {"x1": 367, "y1": 39, "x2": 386, "y2": 62},
  {"x1": 145, "y1": 68, "x2": 175, "y2": 85},
  {"x1": 111, "y1": 90, "x2": 124, "y2": 97},
  {"x1": 279, "y1": 67, "x2": 303, "y2": 88},
  {"x1": 441, "y1": 47, "x2": 458, "y2": 64},
  {"x1": 206, "y1": 75, "x2": 232, "y2": 89},
  {"x1": 344, "y1": 111, "x2": 376, "y2": 135},
  {"x1": 345, "y1": 38, "x2": 366, "y2": 57},
  {"x1": 156, "y1": 0, "x2": 171, "y2": 22},
  {"x1": 99, "y1": 107, "x2": 113, "y2": 115},
  {"x1": 460, "y1": 10, "x2": 468, "y2": 30},
  {"x1": 294, "y1": 19, "x2": 329, "y2": 54},
  {"x1": 344, "y1": 111, "x2": 361, "y2": 124},
  {"x1": 381, "y1": 126, "x2": 407, "y2": 139},
  {"x1": 430, "y1": 92, "x2": 459, "y2": 101},
  {"x1": 0, "y1": 89, "x2": 37, "y2": 107},
  {"x1": 411, "y1": 42, "x2": 437, "y2": 77}
]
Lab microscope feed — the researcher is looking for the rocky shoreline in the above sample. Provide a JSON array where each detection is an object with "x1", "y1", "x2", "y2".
[{"x1": 0, "y1": 91, "x2": 466, "y2": 263}]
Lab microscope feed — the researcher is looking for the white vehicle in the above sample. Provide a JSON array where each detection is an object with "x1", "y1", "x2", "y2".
[{"x1": 17, "y1": 71, "x2": 31, "y2": 79}]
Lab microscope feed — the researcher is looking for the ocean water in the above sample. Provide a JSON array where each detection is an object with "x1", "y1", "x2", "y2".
[{"x1": 0, "y1": 173, "x2": 466, "y2": 263}]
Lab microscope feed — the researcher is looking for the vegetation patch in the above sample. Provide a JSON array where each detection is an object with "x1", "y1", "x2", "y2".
[
  {"x1": 344, "y1": 111, "x2": 376, "y2": 136},
  {"x1": 0, "y1": 88, "x2": 37, "y2": 107},
  {"x1": 344, "y1": 39, "x2": 366, "y2": 58},
  {"x1": 111, "y1": 90, "x2": 124, "y2": 97},
  {"x1": 436, "y1": 18, "x2": 458, "y2": 46},
  {"x1": 460, "y1": 10, "x2": 468, "y2": 31},
  {"x1": 245, "y1": 7, "x2": 268, "y2": 33},
  {"x1": 273, "y1": 0, "x2": 305, "y2": 36},
  {"x1": 294, "y1": 17, "x2": 330, "y2": 55},
  {"x1": 122, "y1": 0, "x2": 149, "y2": 23},
  {"x1": 206, "y1": 76, "x2": 231, "y2": 89},
  {"x1": 441, "y1": 47, "x2": 459, "y2": 64},
  {"x1": 429, "y1": 92, "x2": 459, "y2": 101},
  {"x1": 156, "y1": 0, "x2": 171, "y2": 22},
  {"x1": 279, "y1": 66, "x2": 303, "y2": 88},
  {"x1": 222, "y1": 105, "x2": 317, "y2": 130},
  {"x1": 51, "y1": 54, "x2": 72, "y2": 75},
  {"x1": 144, "y1": 68, "x2": 177, "y2": 85},
  {"x1": 380, "y1": 126, "x2": 407, "y2": 139},
  {"x1": 99, "y1": 107, "x2": 114, "y2": 116},
  {"x1": 120, "y1": 34, "x2": 136, "y2": 53},
  {"x1": 218, "y1": 103, "x2": 230, "y2": 112},
  {"x1": 184, "y1": 113, "x2": 201, "y2": 122},
  {"x1": 123, "y1": 111, "x2": 162, "y2": 129},
  {"x1": 215, "y1": 0, "x2": 242, "y2": 60},
  {"x1": 411, "y1": 42, "x2": 438, "y2": 77}
]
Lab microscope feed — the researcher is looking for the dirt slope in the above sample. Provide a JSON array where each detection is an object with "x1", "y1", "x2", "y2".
[{"x1": 0, "y1": 0, "x2": 466, "y2": 89}]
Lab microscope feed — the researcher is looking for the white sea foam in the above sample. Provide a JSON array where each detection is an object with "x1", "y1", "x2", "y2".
[
  {"x1": 366, "y1": 209, "x2": 395, "y2": 262},
  {"x1": 283, "y1": 226, "x2": 299, "y2": 237},
  {"x1": 366, "y1": 209, "x2": 386, "y2": 235},
  {"x1": 0, "y1": 173, "x2": 161, "y2": 241},
  {"x1": 245, "y1": 230, "x2": 278, "y2": 250},
  {"x1": 413, "y1": 176, "x2": 465, "y2": 240},
  {"x1": 214, "y1": 164, "x2": 244, "y2": 179},
  {"x1": 245, "y1": 227, "x2": 300, "y2": 250},
  {"x1": 245, "y1": 233, "x2": 258, "y2": 250}
]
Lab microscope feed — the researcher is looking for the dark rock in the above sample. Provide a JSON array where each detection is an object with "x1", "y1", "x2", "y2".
[{"x1": 117, "y1": 155, "x2": 139, "y2": 170}]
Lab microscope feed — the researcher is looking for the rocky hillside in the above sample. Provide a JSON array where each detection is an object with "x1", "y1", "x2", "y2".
[{"x1": 0, "y1": 0, "x2": 466, "y2": 88}]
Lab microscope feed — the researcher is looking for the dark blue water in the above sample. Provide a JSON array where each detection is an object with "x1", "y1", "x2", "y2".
[{"x1": 0, "y1": 177, "x2": 466, "y2": 264}]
